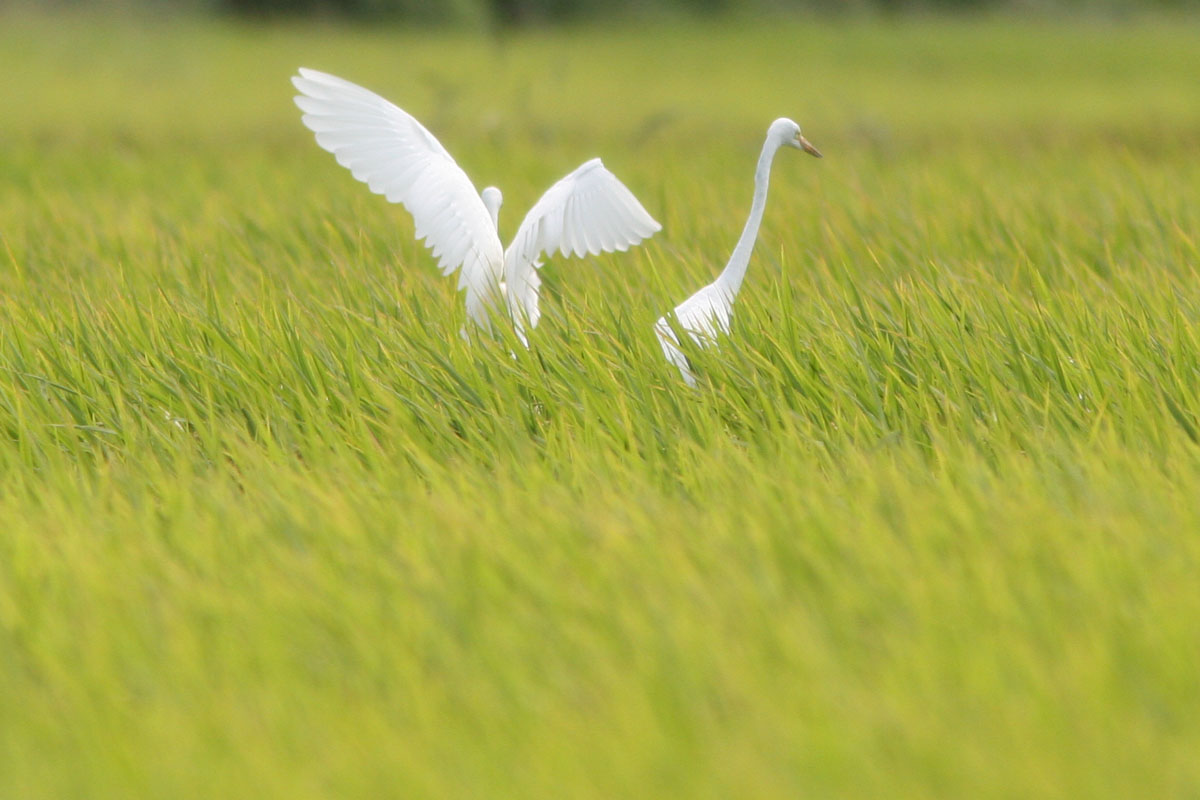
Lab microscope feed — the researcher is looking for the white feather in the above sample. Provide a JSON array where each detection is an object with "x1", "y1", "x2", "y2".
[
  {"x1": 655, "y1": 283, "x2": 735, "y2": 388},
  {"x1": 503, "y1": 158, "x2": 661, "y2": 339},
  {"x1": 292, "y1": 68, "x2": 503, "y2": 327}
]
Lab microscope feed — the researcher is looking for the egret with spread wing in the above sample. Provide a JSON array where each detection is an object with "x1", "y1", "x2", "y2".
[
  {"x1": 292, "y1": 68, "x2": 661, "y2": 343},
  {"x1": 656, "y1": 118, "x2": 821, "y2": 386}
]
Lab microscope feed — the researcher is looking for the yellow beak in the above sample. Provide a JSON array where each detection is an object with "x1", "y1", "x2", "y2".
[{"x1": 798, "y1": 135, "x2": 823, "y2": 158}]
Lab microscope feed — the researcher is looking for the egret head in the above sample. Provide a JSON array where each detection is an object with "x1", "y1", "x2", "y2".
[
  {"x1": 769, "y1": 118, "x2": 822, "y2": 158},
  {"x1": 481, "y1": 186, "x2": 503, "y2": 229}
]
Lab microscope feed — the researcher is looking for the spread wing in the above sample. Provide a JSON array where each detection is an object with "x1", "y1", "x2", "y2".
[
  {"x1": 503, "y1": 158, "x2": 661, "y2": 336},
  {"x1": 292, "y1": 68, "x2": 503, "y2": 325}
]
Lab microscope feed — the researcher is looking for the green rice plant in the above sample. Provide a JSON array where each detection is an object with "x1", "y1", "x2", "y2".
[{"x1": 1, "y1": 10, "x2": 1199, "y2": 799}]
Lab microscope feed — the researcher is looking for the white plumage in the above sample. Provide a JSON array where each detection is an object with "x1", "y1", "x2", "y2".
[
  {"x1": 504, "y1": 158, "x2": 663, "y2": 340},
  {"x1": 656, "y1": 118, "x2": 821, "y2": 386},
  {"x1": 292, "y1": 68, "x2": 661, "y2": 342},
  {"x1": 655, "y1": 284, "x2": 736, "y2": 388}
]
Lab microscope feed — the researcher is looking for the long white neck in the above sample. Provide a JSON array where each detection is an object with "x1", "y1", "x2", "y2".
[
  {"x1": 481, "y1": 187, "x2": 502, "y2": 231},
  {"x1": 715, "y1": 136, "x2": 783, "y2": 298}
]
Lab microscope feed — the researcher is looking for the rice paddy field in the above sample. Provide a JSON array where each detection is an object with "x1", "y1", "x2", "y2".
[{"x1": 2, "y1": 9, "x2": 1200, "y2": 797}]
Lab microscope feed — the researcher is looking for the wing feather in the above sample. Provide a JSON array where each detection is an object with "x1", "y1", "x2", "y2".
[
  {"x1": 503, "y1": 159, "x2": 660, "y2": 335},
  {"x1": 293, "y1": 68, "x2": 503, "y2": 325},
  {"x1": 588, "y1": 191, "x2": 624, "y2": 249}
]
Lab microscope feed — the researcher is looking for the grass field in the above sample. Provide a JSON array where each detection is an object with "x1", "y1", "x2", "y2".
[{"x1": 3, "y1": 10, "x2": 1200, "y2": 798}]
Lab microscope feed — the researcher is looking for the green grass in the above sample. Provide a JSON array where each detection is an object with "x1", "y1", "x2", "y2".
[{"x1": 3, "y1": 10, "x2": 1200, "y2": 798}]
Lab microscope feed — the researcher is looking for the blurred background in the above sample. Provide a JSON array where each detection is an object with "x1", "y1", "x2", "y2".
[
  {"x1": 3, "y1": 0, "x2": 1198, "y2": 294},
  {"x1": 13, "y1": 0, "x2": 1200, "y2": 25}
]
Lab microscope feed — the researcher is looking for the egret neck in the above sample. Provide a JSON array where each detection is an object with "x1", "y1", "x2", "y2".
[
  {"x1": 715, "y1": 134, "x2": 783, "y2": 299},
  {"x1": 481, "y1": 186, "x2": 503, "y2": 230}
]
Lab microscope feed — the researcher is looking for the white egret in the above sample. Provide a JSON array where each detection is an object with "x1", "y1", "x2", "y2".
[
  {"x1": 292, "y1": 68, "x2": 661, "y2": 343},
  {"x1": 655, "y1": 118, "x2": 821, "y2": 386}
]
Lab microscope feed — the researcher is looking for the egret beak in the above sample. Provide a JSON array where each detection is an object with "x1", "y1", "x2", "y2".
[{"x1": 798, "y1": 135, "x2": 823, "y2": 158}]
